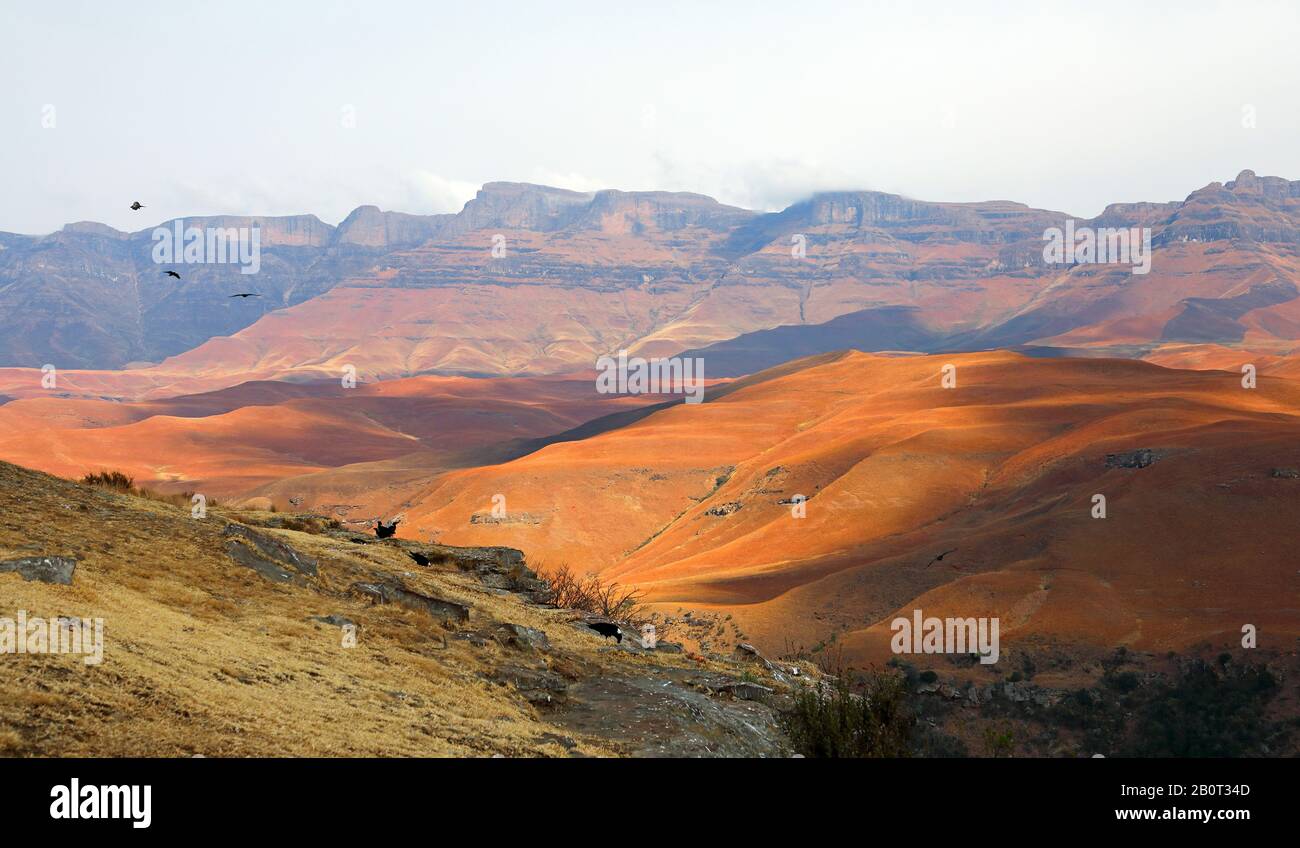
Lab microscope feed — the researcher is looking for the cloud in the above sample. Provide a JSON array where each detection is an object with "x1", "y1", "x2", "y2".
[
  {"x1": 158, "y1": 170, "x2": 478, "y2": 227},
  {"x1": 406, "y1": 171, "x2": 480, "y2": 214},
  {"x1": 527, "y1": 169, "x2": 607, "y2": 195},
  {"x1": 651, "y1": 154, "x2": 874, "y2": 212}
]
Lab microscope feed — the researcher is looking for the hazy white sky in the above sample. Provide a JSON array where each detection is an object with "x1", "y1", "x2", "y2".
[{"x1": 3, "y1": 0, "x2": 1298, "y2": 233}]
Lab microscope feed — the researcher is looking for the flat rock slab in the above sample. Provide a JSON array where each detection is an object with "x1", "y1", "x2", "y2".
[
  {"x1": 308, "y1": 614, "x2": 356, "y2": 629},
  {"x1": 0, "y1": 555, "x2": 77, "y2": 585},
  {"x1": 714, "y1": 681, "x2": 774, "y2": 702},
  {"x1": 493, "y1": 665, "x2": 569, "y2": 705},
  {"x1": 350, "y1": 581, "x2": 470, "y2": 623},
  {"x1": 223, "y1": 524, "x2": 318, "y2": 582}
]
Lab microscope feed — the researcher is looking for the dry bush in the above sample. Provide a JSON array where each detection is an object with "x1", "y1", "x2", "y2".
[
  {"x1": 140, "y1": 489, "x2": 218, "y2": 509},
  {"x1": 781, "y1": 639, "x2": 847, "y2": 676},
  {"x1": 279, "y1": 515, "x2": 342, "y2": 535},
  {"x1": 538, "y1": 562, "x2": 645, "y2": 621},
  {"x1": 81, "y1": 470, "x2": 135, "y2": 492},
  {"x1": 80, "y1": 470, "x2": 217, "y2": 509}
]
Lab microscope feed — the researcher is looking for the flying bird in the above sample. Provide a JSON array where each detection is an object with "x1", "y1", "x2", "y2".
[
  {"x1": 229, "y1": 292, "x2": 261, "y2": 298},
  {"x1": 923, "y1": 549, "x2": 957, "y2": 569},
  {"x1": 164, "y1": 270, "x2": 181, "y2": 279},
  {"x1": 129, "y1": 201, "x2": 144, "y2": 211},
  {"x1": 374, "y1": 519, "x2": 399, "y2": 539}
]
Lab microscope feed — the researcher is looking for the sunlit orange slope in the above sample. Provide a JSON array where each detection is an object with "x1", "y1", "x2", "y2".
[
  {"x1": 405, "y1": 350, "x2": 1300, "y2": 662},
  {"x1": 0, "y1": 374, "x2": 656, "y2": 503}
]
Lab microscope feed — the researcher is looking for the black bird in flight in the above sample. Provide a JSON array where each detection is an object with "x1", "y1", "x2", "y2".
[
  {"x1": 374, "y1": 519, "x2": 399, "y2": 539},
  {"x1": 164, "y1": 270, "x2": 181, "y2": 279},
  {"x1": 129, "y1": 201, "x2": 144, "y2": 211},
  {"x1": 923, "y1": 549, "x2": 957, "y2": 569},
  {"x1": 229, "y1": 292, "x2": 261, "y2": 298}
]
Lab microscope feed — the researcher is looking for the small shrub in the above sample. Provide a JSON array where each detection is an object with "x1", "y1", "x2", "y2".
[
  {"x1": 80, "y1": 470, "x2": 217, "y2": 509},
  {"x1": 280, "y1": 515, "x2": 342, "y2": 535},
  {"x1": 538, "y1": 563, "x2": 646, "y2": 622},
  {"x1": 983, "y1": 724, "x2": 1015, "y2": 758},
  {"x1": 1123, "y1": 659, "x2": 1283, "y2": 757},
  {"x1": 782, "y1": 667, "x2": 915, "y2": 758},
  {"x1": 1104, "y1": 670, "x2": 1140, "y2": 693},
  {"x1": 82, "y1": 470, "x2": 135, "y2": 492}
]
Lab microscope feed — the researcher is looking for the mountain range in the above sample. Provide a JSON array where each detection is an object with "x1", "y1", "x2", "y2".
[{"x1": 3, "y1": 170, "x2": 1299, "y2": 388}]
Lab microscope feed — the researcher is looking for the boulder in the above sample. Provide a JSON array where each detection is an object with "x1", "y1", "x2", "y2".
[
  {"x1": 1104, "y1": 449, "x2": 1160, "y2": 469},
  {"x1": 733, "y1": 643, "x2": 768, "y2": 664},
  {"x1": 495, "y1": 623, "x2": 550, "y2": 652},
  {"x1": 715, "y1": 681, "x2": 773, "y2": 701},
  {"x1": 999, "y1": 681, "x2": 1062, "y2": 708},
  {"x1": 0, "y1": 555, "x2": 77, "y2": 585},
  {"x1": 438, "y1": 544, "x2": 549, "y2": 600}
]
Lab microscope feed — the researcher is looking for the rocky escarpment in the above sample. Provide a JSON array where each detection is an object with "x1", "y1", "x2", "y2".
[
  {"x1": 1160, "y1": 170, "x2": 1300, "y2": 244},
  {"x1": 9, "y1": 170, "x2": 1300, "y2": 375},
  {"x1": 0, "y1": 211, "x2": 411, "y2": 369},
  {"x1": 334, "y1": 205, "x2": 453, "y2": 248}
]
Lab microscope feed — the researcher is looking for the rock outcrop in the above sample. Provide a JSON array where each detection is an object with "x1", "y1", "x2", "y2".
[
  {"x1": 0, "y1": 555, "x2": 77, "y2": 585},
  {"x1": 223, "y1": 523, "x2": 318, "y2": 582}
]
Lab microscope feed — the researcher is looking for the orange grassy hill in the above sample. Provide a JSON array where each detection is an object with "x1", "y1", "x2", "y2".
[
  {"x1": 405, "y1": 350, "x2": 1300, "y2": 665},
  {"x1": 0, "y1": 374, "x2": 658, "y2": 503}
]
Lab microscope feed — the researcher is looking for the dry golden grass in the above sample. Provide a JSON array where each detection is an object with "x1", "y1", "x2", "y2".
[{"x1": 0, "y1": 460, "x2": 743, "y2": 757}]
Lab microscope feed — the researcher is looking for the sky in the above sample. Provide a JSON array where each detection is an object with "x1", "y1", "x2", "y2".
[{"x1": 2, "y1": 0, "x2": 1298, "y2": 233}]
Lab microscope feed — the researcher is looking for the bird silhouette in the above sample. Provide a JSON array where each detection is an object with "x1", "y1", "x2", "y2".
[
  {"x1": 129, "y1": 201, "x2": 144, "y2": 211},
  {"x1": 587, "y1": 621, "x2": 623, "y2": 643},
  {"x1": 374, "y1": 519, "x2": 399, "y2": 539},
  {"x1": 923, "y1": 549, "x2": 957, "y2": 568},
  {"x1": 229, "y1": 293, "x2": 261, "y2": 298},
  {"x1": 164, "y1": 271, "x2": 181, "y2": 279},
  {"x1": 408, "y1": 551, "x2": 431, "y2": 567}
]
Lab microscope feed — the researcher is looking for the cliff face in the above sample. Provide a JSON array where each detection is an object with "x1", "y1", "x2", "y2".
[
  {"x1": 0, "y1": 208, "x2": 462, "y2": 369},
  {"x1": 334, "y1": 206, "x2": 452, "y2": 248},
  {"x1": 449, "y1": 182, "x2": 597, "y2": 232},
  {"x1": 4, "y1": 171, "x2": 1300, "y2": 374},
  {"x1": 1161, "y1": 170, "x2": 1300, "y2": 244}
]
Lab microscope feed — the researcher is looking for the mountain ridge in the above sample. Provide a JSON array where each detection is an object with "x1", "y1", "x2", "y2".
[{"x1": 4, "y1": 170, "x2": 1300, "y2": 382}]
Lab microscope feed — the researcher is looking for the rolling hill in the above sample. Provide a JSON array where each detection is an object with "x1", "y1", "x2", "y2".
[{"x1": 397, "y1": 350, "x2": 1300, "y2": 665}]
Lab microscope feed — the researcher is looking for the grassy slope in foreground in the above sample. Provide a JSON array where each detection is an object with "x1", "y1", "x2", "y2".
[{"x1": 0, "y1": 460, "x2": 800, "y2": 757}]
